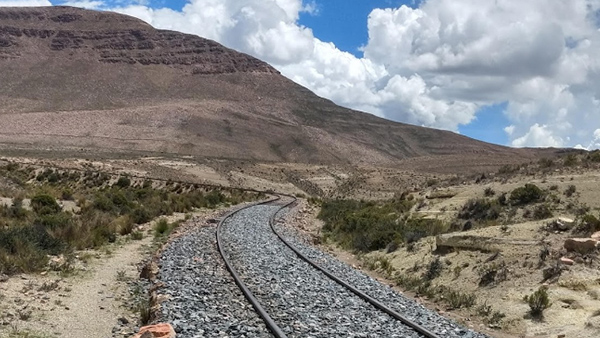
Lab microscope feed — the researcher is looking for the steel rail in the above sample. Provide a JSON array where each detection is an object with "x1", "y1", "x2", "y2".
[
  {"x1": 269, "y1": 196, "x2": 441, "y2": 338},
  {"x1": 215, "y1": 196, "x2": 288, "y2": 338}
]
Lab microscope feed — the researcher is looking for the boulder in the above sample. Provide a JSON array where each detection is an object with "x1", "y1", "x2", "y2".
[
  {"x1": 140, "y1": 261, "x2": 159, "y2": 280},
  {"x1": 591, "y1": 231, "x2": 600, "y2": 240},
  {"x1": 559, "y1": 257, "x2": 574, "y2": 265},
  {"x1": 558, "y1": 217, "x2": 575, "y2": 226},
  {"x1": 549, "y1": 217, "x2": 575, "y2": 231},
  {"x1": 564, "y1": 238, "x2": 599, "y2": 254},
  {"x1": 130, "y1": 323, "x2": 175, "y2": 338}
]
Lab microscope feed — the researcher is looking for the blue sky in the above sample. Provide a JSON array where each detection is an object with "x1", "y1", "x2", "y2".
[
  {"x1": 295, "y1": 1, "x2": 510, "y2": 145},
  {"x1": 299, "y1": 1, "x2": 407, "y2": 57},
  {"x1": 12, "y1": 0, "x2": 600, "y2": 149}
]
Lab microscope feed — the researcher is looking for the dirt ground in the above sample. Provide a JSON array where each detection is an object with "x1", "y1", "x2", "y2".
[
  {"x1": 0, "y1": 209, "x2": 221, "y2": 338},
  {"x1": 283, "y1": 168, "x2": 600, "y2": 338},
  {"x1": 2, "y1": 153, "x2": 600, "y2": 338}
]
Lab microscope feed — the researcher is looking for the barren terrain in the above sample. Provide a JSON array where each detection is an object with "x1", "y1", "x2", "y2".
[{"x1": 283, "y1": 164, "x2": 600, "y2": 338}]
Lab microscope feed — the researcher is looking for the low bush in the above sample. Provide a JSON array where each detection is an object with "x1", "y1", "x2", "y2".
[
  {"x1": 509, "y1": 184, "x2": 543, "y2": 206},
  {"x1": 115, "y1": 176, "x2": 131, "y2": 188},
  {"x1": 564, "y1": 185, "x2": 576, "y2": 197},
  {"x1": 423, "y1": 257, "x2": 443, "y2": 281},
  {"x1": 31, "y1": 194, "x2": 61, "y2": 214},
  {"x1": 154, "y1": 218, "x2": 170, "y2": 236},
  {"x1": 532, "y1": 204, "x2": 553, "y2": 220},
  {"x1": 318, "y1": 198, "x2": 430, "y2": 252},
  {"x1": 458, "y1": 198, "x2": 501, "y2": 221},
  {"x1": 563, "y1": 154, "x2": 578, "y2": 166},
  {"x1": 445, "y1": 289, "x2": 477, "y2": 309},
  {"x1": 588, "y1": 150, "x2": 600, "y2": 163},
  {"x1": 0, "y1": 176, "x2": 256, "y2": 274},
  {"x1": 478, "y1": 262, "x2": 508, "y2": 287},
  {"x1": 524, "y1": 287, "x2": 551, "y2": 319},
  {"x1": 574, "y1": 213, "x2": 600, "y2": 235}
]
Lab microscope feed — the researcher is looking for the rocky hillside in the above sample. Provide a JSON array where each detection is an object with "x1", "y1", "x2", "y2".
[{"x1": 0, "y1": 6, "x2": 558, "y2": 170}]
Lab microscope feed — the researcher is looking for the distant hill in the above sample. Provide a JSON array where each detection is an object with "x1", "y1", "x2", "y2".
[{"x1": 0, "y1": 6, "x2": 558, "y2": 170}]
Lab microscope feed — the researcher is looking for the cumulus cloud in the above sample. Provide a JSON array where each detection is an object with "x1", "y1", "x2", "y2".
[
  {"x1": 2, "y1": 0, "x2": 600, "y2": 148},
  {"x1": 512, "y1": 124, "x2": 564, "y2": 148},
  {"x1": 60, "y1": 0, "x2": 104, "y2": 9},
  {"x1": 107, "y1": 0, "x2": 600, "y2": 148}
]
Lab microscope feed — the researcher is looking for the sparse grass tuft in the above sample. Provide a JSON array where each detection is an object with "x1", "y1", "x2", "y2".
[
  {"x1": 564, "y1": 184, "x2": 577, "y2": 197},
  {"x1": 131, "y1": 230, "x2": 144, "y2": 240},
  {"x1": 423, "y1": 257, "x2": 443, "y2": 281},
  {"x1": 532, "y1": 204, "x2": 553, "y2": 220},
  {"x1": 154, "y1": 218, "x2": 170, "y2": 237},
  {"x1": 524, "y1": 287, "x2": 551, "y2": 319}
]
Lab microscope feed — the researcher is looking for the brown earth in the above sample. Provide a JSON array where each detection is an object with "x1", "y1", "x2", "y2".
[
  {"x1": 285, "y1": 167, "x2": 600, "y2": 338},
  {"x1": 0, "y1": 6, "x2": 564, "y2": 172}
]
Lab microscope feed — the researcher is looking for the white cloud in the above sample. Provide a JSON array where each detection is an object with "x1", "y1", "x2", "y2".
[
  {"x1": 4, "y1": 0, "x2": 600, "y2": 149},
  {"x1": 512, "y1": 124, "x2": 564, "y2": 148},
  {"x1": 60, "y1": 0, "x2": 103, "y2": 9},
  {"x1": 108, "y1": 0, "x2": 600, "y2": 148},
  {"x1": 0, "y1": 0, "x2": 51, "y2": 5}
]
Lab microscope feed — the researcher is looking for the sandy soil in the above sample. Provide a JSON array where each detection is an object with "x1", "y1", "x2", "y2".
[
  {"x1": 0, "y1": 210, "x2": 214, "y2": 338},
  {"x1": 284, "y1": 169, "x2": 600, "y2": 338}
]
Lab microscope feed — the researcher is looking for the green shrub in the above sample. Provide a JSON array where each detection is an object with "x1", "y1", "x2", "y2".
[
  {"x1": 524, "y1": 287, "x2": 551, "y2": 318},
  {"x1": 131, "y1": 230, "x2": 144, "y2": 240},
  {"x1": 154, "y1": 219, "x2": 170, "y2": 236},
  {"x1": 423, "y1": 257, "x2": 443, "y2": 281},
  {"x1": 574, "y1": 214, "x2": 600, "y2": 235},
  {"x1": 458, "y1": 198, "x2": 501, "y2": 221},
  {"x1": 533, "y1": 204, "x2": 553, "y2": 220},
  {"x1": 563, "y1": 154, "x2": 578, "y2": 166},
  {"x1": 318, "y1": 198, "x2": 447, "y2": 252},
  {"x1": 510, "y1": 184, "x2": 543, "y2": 205},
  {"x1": 395, "y1": 273, "x2": 423, "y2": 291},
  {"x1": 484, "y1": 187, "x2": 495, "y2": 197},
  {"x1": 132, "y1": 207, "x2": 152, "y2": 224},
  {"x1": 31, "y1": 194, "x2": 61, "y2": 214},
  {"x1": 445, "y1": 289, "x2": 476, "y2": 309},
  {"x1": 115, "y1": 176, "x2": 131, "y2": 188},
  {"x1": 538, "y1": 158, "x2": 554, "y2": 168},
  {"x1": 588, "y1": 150, "x2": 600, "y2": 163}
]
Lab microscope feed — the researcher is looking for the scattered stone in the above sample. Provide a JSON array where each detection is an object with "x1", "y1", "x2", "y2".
[
  {"x1": 559, "y1": 257, "x2": 574, "y2": 265},
  {"x1": 140, "y1": 261, "x2": 158, "y2": 281},
  {"x1": 564, "y1": 238, "x2": 599, "y2": 254},
  {"x1": 130, "y1": 323, "x2": 175, "y2": 338}
]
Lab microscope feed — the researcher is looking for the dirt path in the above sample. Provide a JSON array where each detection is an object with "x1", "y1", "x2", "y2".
[
  {"x1": 47, "y1": 237, "x2": 152, "y2": 338},
  {"x1": 0, "y1": 233, "x2": 152, "y2": 338}
]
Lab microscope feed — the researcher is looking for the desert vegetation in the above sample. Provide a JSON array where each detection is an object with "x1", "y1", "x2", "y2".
[
  {"x1": 0, "y1": 162, "x2": 259, "y2": 275},
  {"x1": 317, "y1": 195, "x2": 451, "y2": 252},
  {"x1": 307, "y1": 151, "x2": 600, "y2": 337}
]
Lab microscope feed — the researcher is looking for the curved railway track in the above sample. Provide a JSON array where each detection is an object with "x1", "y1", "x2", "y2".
[{"x1": 216, "y1": 195, "x2": 442, "y2": 338}]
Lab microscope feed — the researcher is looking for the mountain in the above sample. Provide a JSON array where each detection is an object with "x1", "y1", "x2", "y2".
[{"x1": 0, "y1": 6, "x2": 556, "y2": 171}]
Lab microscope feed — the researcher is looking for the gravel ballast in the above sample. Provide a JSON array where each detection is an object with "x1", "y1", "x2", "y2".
[
  {"x1": 271, "y1": 206, "x2": 489, "y2": 338},
  {"x1": 157, "y1": 220, "x2": 272, "y2": 338},
  {"x1": 157, "y1": 203, "x2": 489, "y2": 338},
  {"x1": 221, "y1": 205, "x2": 428, "y2": 337}
]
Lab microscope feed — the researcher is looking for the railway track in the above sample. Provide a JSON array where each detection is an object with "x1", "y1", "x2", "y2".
[{"x1": 216, "y1": 196, "x2": 473, "y2": 338}]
